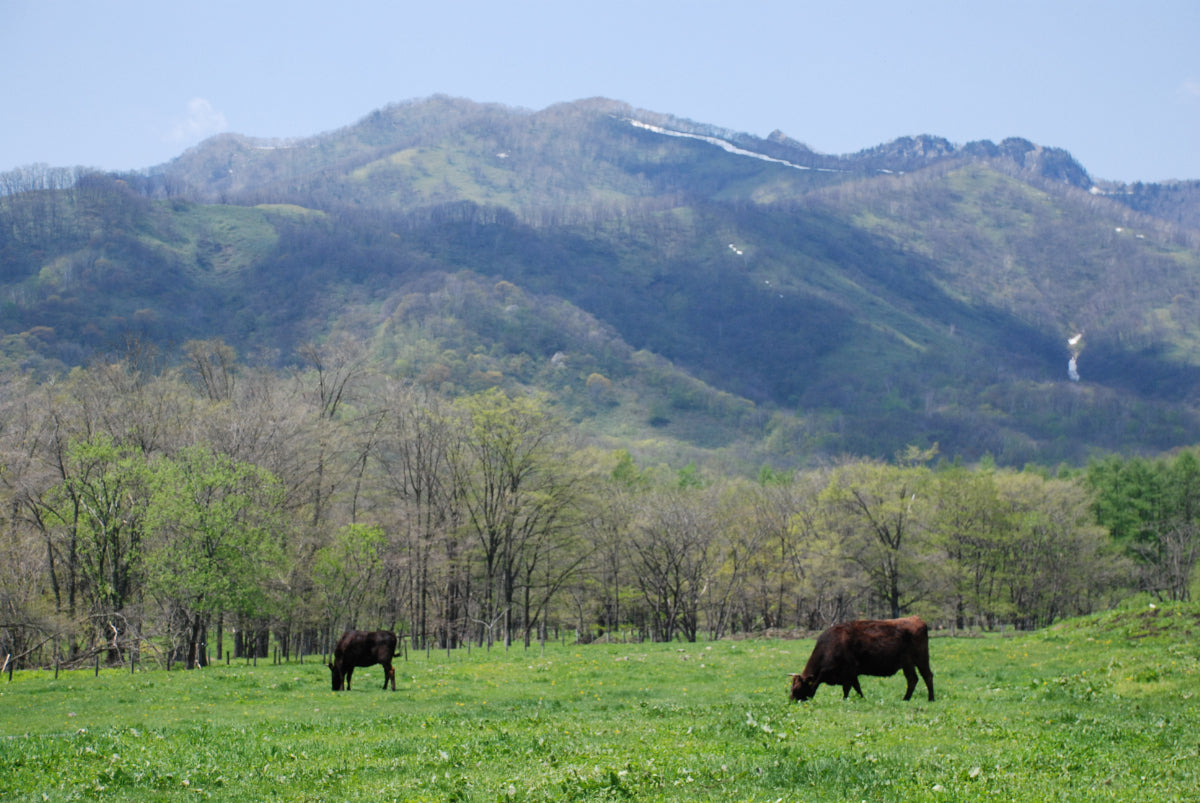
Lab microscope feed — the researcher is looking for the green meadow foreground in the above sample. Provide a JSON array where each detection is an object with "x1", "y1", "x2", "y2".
[{"x1": 2, "y1": 606, "x2": 1197, "y2": 802}]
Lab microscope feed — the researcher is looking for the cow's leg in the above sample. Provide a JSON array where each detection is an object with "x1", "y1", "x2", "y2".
[
  {"x1": 841, "y1": 684, "x2": 852, "y2": 699},
  {"x1": 344, "y1": 666, "x2": 354, "y2": 691},
  {"x1": 919, "y1": 663, "x2": 935, "y2": 701},
  {"x1": 383, "y1": 663, "x2": 395, "y2": 691},
  {"x1": 902, "y1": 664, "x2": 918, "y2": 700},
  {"x1": 851, "y1": 678, "x2": 864, "y2": 698}
]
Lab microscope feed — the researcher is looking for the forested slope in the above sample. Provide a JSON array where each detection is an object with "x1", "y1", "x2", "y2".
[{"x1": 4, "y1": 96, "x2": 1200, "y2": 467}]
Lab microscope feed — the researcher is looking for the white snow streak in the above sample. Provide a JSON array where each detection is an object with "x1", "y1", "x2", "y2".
[{"x1": 627, "y1": 119, "x2": 839, "y2": 172}]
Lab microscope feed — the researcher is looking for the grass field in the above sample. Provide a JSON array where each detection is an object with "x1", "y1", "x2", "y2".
[{"x1": 2, "y1": 603, "x2": 1197, "y2": 802}]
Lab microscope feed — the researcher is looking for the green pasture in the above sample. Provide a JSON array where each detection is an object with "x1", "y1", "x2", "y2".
[{"x1": 2, "y1": 605, "x2": 1198, "y2": 802}]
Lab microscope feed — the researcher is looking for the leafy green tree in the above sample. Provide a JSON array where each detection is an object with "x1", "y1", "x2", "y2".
[
  {"x1": 1159, "y1": 451, "x2": 1200, "y2": 600},
  {"x1": 314, "y1": 523, "x2": 386, "y2": 632},
  {"x1": 818, "y1": 460, "x2": 943, "y2": 618},
  {"x1": 1086, "y1": 456, "x2": 1162, "y2": 546},
  {"x1": 677, "y1": 462, "x2": 702, "y2": 489},
  {"x1": 995, "y1": 472, "x2": 1123, "y2": 627},
  {"x1": 43, "y1": 434, "x2": 149, "y2": 661},
  {"x1": 143, "y1": 445, "x2": 285, "y2": 667},
  {"x1": 785, "y1": 467, "x2": 859, "y2": 627},
  {"x1": 930, "y1": 467, "x2": 1014, "y2": 629},
  {"x1": 1087, "y1": 452, "x2": 1196, "y2": 600},
  {"x1": 610, "y1": 449, "x2": 647, "y2": 489}
]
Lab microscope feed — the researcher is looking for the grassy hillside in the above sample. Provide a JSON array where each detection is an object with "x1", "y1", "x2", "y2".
[
  {"x1": 814, "y1": 163, "x2": 1200, "y2": 366},
  {"x1": 3, "y1": 603, "x2": 1197, "y2": 801}
]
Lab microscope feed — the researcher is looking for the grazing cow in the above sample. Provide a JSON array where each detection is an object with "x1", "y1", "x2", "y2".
[
  {"x1": 328, "y1": 630, "x2": 399, "y2": 691},
  {"x1": 790, "y1": 616, "x2": 934, "y2": 702}
]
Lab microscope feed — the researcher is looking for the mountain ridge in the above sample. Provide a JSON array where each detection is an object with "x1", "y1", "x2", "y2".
[{"x1": 146, "y1": 96, "x2": 1101, "y2": 202}]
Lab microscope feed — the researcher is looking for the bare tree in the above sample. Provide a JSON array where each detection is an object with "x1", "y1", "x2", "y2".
[
  {"x1": 453, "y1": 389, "x2": 590, "y2": 647},
  {"x1": 297, "y1": 335, "x2": 368, "y2": 421},
  {"x1": 372, "y1": 381, "x2": 464, "y2": 648},
  {"x1": 628, "y1": 486, "x2": 718, "y2": 642},
  {"x1": 183, "y1": 339, "x2": 238, "y2": 402}
]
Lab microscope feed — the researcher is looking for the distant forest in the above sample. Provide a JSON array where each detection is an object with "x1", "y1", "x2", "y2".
[{"x1": 2, "y1": 342, "x2": 1195, "y2": 670}]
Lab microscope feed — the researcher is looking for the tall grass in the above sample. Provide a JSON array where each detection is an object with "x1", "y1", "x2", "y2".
[{"x1": 2, "y1": 604, "x2": 1197, "y2": 801}]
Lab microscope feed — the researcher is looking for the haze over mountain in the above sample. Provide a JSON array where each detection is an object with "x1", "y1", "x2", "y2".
[{"x1": 4, "y1": 96, "x2": 1200, "y2": 470}]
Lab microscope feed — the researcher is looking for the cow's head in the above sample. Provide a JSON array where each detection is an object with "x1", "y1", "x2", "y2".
[
  {"x1": 790, "y1": 673, "x2": 817, "y2": 702},
  {"x1": 328, "y1": 662, "x2": 345, "y2": 691}
]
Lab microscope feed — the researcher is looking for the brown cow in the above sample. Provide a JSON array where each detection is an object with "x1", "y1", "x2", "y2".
[
  {"x1": 790, "y1": 616, "x2": 934, "y2": 702},
  {"x1": 328, "y1": 630, "x2": 399, "y2": 691}
]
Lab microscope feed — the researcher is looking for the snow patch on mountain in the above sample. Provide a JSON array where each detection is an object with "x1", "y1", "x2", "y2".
[{"x1": 627, "y1": 119, "x2": 839, "y2": 173}]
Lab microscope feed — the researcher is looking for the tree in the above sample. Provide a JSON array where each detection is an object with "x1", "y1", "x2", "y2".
[
  {"x1": 1154, "y1": 451, "x2": 1200, "y2": 600},
  {"x1": 182, "y1": 339, "x2": 238, "y2": 402},
  {"x1": 628, "y1": 486, "x2": 718, "y2": 642},
  {"x1": 787, "y1": 467, "x2": 860, "y2": 628},
  {"x1": 314, "y1": 523, "x2": 386, "y2": 632},
  {"x1": 298, "y1": 335, "x2": 369, "y2": 421},
  {"x1": 818, "y1": 460, "x2": 942, "y2": 619},
  {"x1": 732, "y1": 469, "x2": 828, "y2": 631},
  {"x1": 293, "y1": 336, "x2": 374, "y2": 529},
  {"x1": 705, "y1": 479, "x2": 775, "y2": 638},
  {"x1": 579, "y1": 450, "x2": 648, "y2": 639},
  {"x1": 995, "y1": 472, "x2": 1124, "y2": 627},
  {"x1": 372, "y1": 382, "x2": 464, "y2": 649},
  {"x1": 930, "y1": 467, "x2": 1014, "y2": 629},
  {"x1": 43, "y1": 434, "x2": 149, "y2": 662},
  {"x1": 453, "y1": 388, "x2": 590, "y2": 647},
  {"x1": 1087, "y1": 452, "x2": 1197, "y2": 600},
  {"x1": 143, "y1": 445, "x2": 286, "y2": 667}
]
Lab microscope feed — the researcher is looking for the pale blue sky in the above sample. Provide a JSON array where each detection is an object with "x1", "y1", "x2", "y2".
[{"x1": 3, "y1": 0, "x2": 1198, "y2": 183}]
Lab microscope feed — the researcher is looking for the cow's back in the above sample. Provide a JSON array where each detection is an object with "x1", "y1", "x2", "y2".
[
  {"x1": 850, "y1": 616, "x2": 927, "y2": 675},
  {"x1": 803, "y1": 616, "x2": 929, "y2": 684},
  {"x1": 334, "y1": 630, "x2": 357, "y2": 658},
  {"x1": 369, "y1": 630, "x2": 397, "y2": 662},
  {"x1": 333, "y1": 630, "x2": 390, "y2": 663}
]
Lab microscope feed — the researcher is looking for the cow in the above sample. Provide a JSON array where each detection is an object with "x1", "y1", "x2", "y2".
[
  {"x1": 789, "y1": 616, "x2": 934, "y2": 702},
  {"x1": 328, "y1": 630, "x2": 400, "y2": 691}
]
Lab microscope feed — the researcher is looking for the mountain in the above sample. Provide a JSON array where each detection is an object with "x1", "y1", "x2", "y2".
[{"x1": 3, "y1": 95, "x2": 1200, "y2": 470}]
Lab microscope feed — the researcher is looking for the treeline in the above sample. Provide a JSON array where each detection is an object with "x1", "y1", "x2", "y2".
[
  {"x1": 0, "y1": 341, "x2": 1196, "y2": 672},
  {"x1": 0, "y1": 164, "x2": 94, "y2": 197}
]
